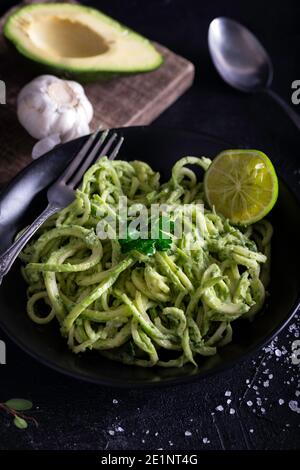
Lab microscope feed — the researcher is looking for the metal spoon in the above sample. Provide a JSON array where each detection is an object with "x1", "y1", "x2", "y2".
[{"x1": 208, "y1": 17, "x2": 300, "y2": 130}]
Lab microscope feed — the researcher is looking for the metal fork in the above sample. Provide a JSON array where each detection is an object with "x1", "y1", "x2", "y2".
[{"x1": 0, "y1": 129, "x2": 124, "y2": 285}]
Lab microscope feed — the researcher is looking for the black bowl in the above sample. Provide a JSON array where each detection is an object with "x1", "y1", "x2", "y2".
[{"x1": 0, "y1": 126, "x2": 299, "y2": 387}]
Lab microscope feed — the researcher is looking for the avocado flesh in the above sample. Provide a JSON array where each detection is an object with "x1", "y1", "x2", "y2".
[{"x1": 3, "y1": 3, "x2": 163, "y2": 80}]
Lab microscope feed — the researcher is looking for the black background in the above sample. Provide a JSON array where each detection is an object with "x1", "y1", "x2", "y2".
[{"x1": 0, "y1": 0, "x2": 300, "y2": 450}]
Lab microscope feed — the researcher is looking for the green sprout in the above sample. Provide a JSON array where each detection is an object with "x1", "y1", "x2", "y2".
[{"x1": 0, "y1": 398, "x2": 37, "y2": 429}]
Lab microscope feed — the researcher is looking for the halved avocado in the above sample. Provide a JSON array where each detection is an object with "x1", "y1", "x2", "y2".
[{"x1": 3, "y1": 3, "x2": 163, "y2": 81}]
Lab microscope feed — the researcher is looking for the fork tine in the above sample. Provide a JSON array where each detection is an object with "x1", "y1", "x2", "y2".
[
  {"x1": 67, "y1": 129, "x2": 110, "y2": 188},
  {"x1": 70, "y1": 132, "x2": 117, "y2": 187},
  {"x1": 108, "y1": 136, "x2": 124, "y2": 160},
  {"x1": 70, "y1": 133, "x2": 124, "y2": 189},
  {"x1": 99, "y1": 132, "x2": 117, "y2": 156},
  {"x1": 57, "y1": 126, "x2": 103, "y2": 185}
]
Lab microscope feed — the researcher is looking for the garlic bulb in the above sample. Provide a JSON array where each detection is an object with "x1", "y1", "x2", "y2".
[
  {"x1": 17, "y1": 75, "x2": 93, "y2": 157},
  {"x1": 32, "y1": 133, "x2": 61, "y2": 160}
]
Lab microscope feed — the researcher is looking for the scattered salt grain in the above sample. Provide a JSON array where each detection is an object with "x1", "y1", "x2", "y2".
[
  {"x1": 279, "y1": 399, "x2": 285, "y2": 405},
  {"x1": 289, "y1": 400, "x2": 300, "y2": 414},
  {"x1": 116, "y1": 426, "x2": 124, "y2": 432},
  {"x1": 112, "y1": 399, "x2": 118, "y2": 404},
  {"x1": 263, "y1": 380, "x2": 269, "y2": 388},
  {"x1": 227, "y1": 399, "x2": 232, "y2": 405},
  {"x1": 229, "y1": 408, "x2": 235, "y2": 415},
  {"x1": 225, "y1": 391, "x2": 231, "y2": 397},
  {"x1": 185, "y1": 431, "x2": 192, "y2": 437},
  {"x1": 249, "y1": 429, "x2": 254, "y2": 433},
  {"x1": 247, "y1": 401, "x2": 253, "y2": 407},
  {"x1": 289, "y1": 323, "x2": 299, "y2": 338},
  {"x1": 275, "y1": 349, "x2": 282, "y2": 357},
  {"x1": 203, "y1": 437, "x2": 210, "y2": 444},
  {"x1": 216, "y1": 405, "x2": 224, "y2": 412},
  {"x1": 108, "y1": 430, "x2": 115, "y2": 436}
]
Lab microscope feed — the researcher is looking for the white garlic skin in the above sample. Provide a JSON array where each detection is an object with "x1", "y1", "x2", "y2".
[
  {"x1": 32, "y1": 133, "x2": 62, "y2": 160},
  {"x1": 17, "y1": 75, "x2": 93, "y2": 142}
]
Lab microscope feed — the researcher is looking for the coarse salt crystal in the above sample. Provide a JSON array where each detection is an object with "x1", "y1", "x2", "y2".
[
  {"x1": 216, "y1": 405, "x2": 224, "y2": 412},
  {"x1": 229, "y1": 408, "x2": 235, "y2": 415},
  {"x1": 247, "y1": 401, "x2": 253, "y2": 407},
  {"x1": 225, "y1": 391, "x2": 231, "y2": 397},
  {"x1": 279, "y1": 399, "x2": 285, "y2": 405},
  {"x1": 203, "y1": 437, "x2": 210, "y2": 444},
  {"x1": 112, "y1": 399, "x2": 118, "y2": 404},
  {"x1": 185, "y1": 431, "x2": 192, "y2": 436},
  {"x1": 289, "y1": 400, "x2": 300, "y2": 413}
]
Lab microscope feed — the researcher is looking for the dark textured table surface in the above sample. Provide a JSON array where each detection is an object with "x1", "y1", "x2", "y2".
[{"x1": 0, "y1": 0, "x2": 300, "y2": 451}]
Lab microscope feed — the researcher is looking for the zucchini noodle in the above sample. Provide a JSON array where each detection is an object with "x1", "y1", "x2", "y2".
[{"x1": 20, "y1": 156, "x2": 273, "y2": 368}]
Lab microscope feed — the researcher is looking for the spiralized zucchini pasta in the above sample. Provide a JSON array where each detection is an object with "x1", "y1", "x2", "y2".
[{"x1": 20, "y1": 156, "x2": 272, "y2": 367}]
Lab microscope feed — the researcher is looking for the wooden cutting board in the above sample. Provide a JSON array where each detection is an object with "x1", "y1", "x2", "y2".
[{"x1": 0, "y1": 0, "x2": 194, "y2": 185}]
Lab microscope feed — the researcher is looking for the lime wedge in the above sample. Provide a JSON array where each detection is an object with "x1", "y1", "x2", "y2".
[{"x1": 204, "y1": 149, "x2": 278, "y2": 225}]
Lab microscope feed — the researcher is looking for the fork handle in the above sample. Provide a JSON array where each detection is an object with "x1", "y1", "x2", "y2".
[{"x1": 0, "y1": 203, "x2": 59, "y2": 285}]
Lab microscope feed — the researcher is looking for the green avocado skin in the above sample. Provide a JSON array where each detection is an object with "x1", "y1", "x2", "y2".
[
  {"x1": 3, "y1": 46, "x2": 163, "y2": 83},
  {"x1": 3, "y1": 3, "x2": 164, "y2": 83}
]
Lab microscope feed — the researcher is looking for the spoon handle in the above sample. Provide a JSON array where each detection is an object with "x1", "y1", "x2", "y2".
[{"x1": 265, "y1": 88, "x2": 300, "y2": 131}]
